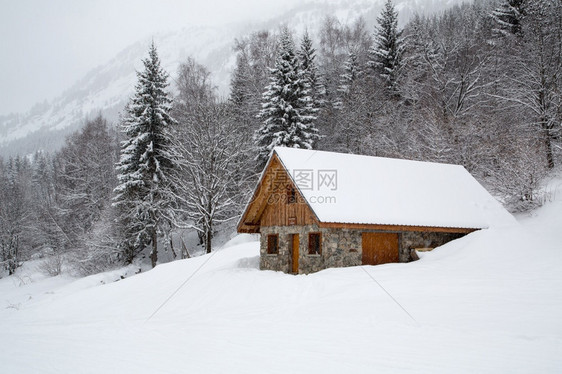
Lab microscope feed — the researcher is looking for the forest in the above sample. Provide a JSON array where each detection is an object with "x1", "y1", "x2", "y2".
[{"x1": 1, "y1": 0, "x2": 560, "y2": 276}]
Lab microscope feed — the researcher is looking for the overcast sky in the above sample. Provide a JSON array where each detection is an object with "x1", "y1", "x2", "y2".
[{"x1": 0, "y1": 0, "x2": 302, "y2": 116}]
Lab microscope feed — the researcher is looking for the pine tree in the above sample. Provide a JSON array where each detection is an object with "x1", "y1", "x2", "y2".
[
  {"x1": 492, "y1": 0, "x2": 527, "y2": 36},
  {"x1": 298, "y1": 30, "x2": 323, "y2": 107},
  {"x1": 369, "y1": 0, "x2": 404, "y2": 92},
  {"x1": 230, "y1": 32, "x2": 280, "y2": 160},
  {"x1": 229, "y1": 51, "x2": 258, "y2": 145},
  {"x1": 255, "y1": 29, "x2": 319, "y2": 166},
  {"x1": 335, "y1": 48, "x2": 362, "y2": 108},
  {"x1": 332, "y1": 48, "x2": 369, "y2": 153},
  {"x1": 229, "y1": 52, "x2": 251, "y2": 117},
  {"x1": 0, "y1": 157, "x2": 30, "y2": 275},
  {"x1": 113, "y1": 42, "x2": 181, "y2": 267}
]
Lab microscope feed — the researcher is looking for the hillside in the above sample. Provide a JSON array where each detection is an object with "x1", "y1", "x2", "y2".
[
  {"x1": 0, "y1": 0, "x2": 467, "y2": 157},
  {"x1": 1, "y1": 177, "x2": 560, "y2": 373}
]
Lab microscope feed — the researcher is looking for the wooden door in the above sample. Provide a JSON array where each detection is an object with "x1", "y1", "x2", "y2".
[
  {"x1": 362, "y1": 233, "x2": 399, "y2": 265},
  {"x1": 290, "y1": 234, "x2": 299, "y2": 273}
]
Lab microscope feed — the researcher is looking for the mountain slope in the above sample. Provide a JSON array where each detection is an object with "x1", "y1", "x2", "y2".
[
  {"x1": 0, "y1": 176, "x2": 561, "y2": 373},
  {"x1": 0, "y1": 23, "x2": 239, "y2": 156},
  {"x1": 0, "y1": 0, "x2": 468, "y2": 157}
]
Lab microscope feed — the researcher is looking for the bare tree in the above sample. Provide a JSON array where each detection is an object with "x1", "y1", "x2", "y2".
[
  {"x1": 177, "y1": 103, "x2": 250, "y2": 254},
  {"x1": 56, "y1": 115, "x2": 118, "y2": 245},
  {"x1": 490, "y1": 0, "x2": 562, "y2": 169}
]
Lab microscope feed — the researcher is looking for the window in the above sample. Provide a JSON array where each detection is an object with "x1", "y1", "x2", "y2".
[
  {"x1": 267, "y1": 234, "x2": 279, "y2": 254},
  {"x1": 287, "y1": 187, "x2": 296, "y2": 204},
  {"x1": 308, "y1": 233, "x2": 321, "y2": 255}
]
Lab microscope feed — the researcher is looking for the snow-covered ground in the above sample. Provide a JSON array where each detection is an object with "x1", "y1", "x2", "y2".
[{"x1": 1, "y1": 184, "x2": 561, "y2": 373}]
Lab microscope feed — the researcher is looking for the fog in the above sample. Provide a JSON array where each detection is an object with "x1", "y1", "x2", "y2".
[{"x1": 0, "y1": 0, "x2": 302, "y2": 116}]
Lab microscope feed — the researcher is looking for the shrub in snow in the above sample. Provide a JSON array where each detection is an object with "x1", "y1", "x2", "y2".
[{"x1": 38, "y1": 253, "x2": 64, "y2": 277}]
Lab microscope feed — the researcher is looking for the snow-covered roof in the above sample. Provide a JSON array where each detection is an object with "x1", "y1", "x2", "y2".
[{"x1": 273, "y1": 147, "x2": 515, "y2": 229}]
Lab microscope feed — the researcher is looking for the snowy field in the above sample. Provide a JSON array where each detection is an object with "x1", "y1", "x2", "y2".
[{"x1": 1, "y1": 186, "x2": 562, "y2": 373}]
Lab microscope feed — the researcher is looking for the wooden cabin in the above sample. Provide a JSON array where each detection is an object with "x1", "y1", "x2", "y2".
[{"x1": 238, "y1": 147, "x2": 515, "y2": 274}]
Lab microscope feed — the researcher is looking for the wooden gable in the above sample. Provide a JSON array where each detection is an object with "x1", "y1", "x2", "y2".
[
  {"x1": 237, "y1": 153, "x2": 318, "y2": 233},
  {"x1": 238, "y1": 150, "x2": 478, "y2": 235}
]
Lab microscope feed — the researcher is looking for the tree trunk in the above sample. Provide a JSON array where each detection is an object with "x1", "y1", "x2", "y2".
[
  {"x1": 544, "y1": 129, "x2": 555, "y2": 169},
  {"x1": 8, "y1": 236, "x2": 18, "y2": 275},
  {"x1": 205, "y1": 228, "x2": 212, "y2": 254},
  {"x1": 169, "y1": 237, "x2": 177, "y2": 259},
  {"x1": 126, "y1": 242, "x2": 140, "y2": 265},
  {"x1": 180, "y1": 237, "x2": 191, "y2": 259},
  {"x1": 205, "y1": 200, "x2": 213, "y2": 254},
  {"x1": 151, "y1": 231, "x2": 158, "y2": 268}
]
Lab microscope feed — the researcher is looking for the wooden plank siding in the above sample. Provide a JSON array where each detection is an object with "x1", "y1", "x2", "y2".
[
  {"x1": 238, "y1": 154, "x2": 318, "y2": 232},
  {"x1": 259, "y1": 170, "x2": 317, "y2": 227}
]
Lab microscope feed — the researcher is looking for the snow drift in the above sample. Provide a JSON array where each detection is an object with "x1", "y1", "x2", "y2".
[{"x1": 1, "y1": 178, "x2": 561, "y2": 373}]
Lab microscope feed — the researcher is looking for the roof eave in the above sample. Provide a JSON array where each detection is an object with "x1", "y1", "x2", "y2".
[{"x1": 318, "y1": 221, "x2": 481, "y2": 234}]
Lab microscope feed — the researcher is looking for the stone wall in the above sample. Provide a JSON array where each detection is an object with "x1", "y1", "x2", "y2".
[
  {"x1": 259, "y1": 226, "x2": 292, "y2": 272},
  {"x1": 399, "y1": 231, "x2": 465, "y2": 262},
  {"x1": 260, "y1": 225, "x2": 467, "y2": 274},
  {"x1": 260, "y1": 225, "x2": 362, "y2": 274}
]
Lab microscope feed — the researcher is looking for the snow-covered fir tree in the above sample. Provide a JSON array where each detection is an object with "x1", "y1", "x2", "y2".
[
  {"x1": 113, "y1": 42, "x2": 181, "y2": 267},
  {"x1": 298, "y1": 30, "x2": 323, "y2": 107},
  {"x1": 332, "y1": 47, "x2": 368, "y2": 153},
  {"x1": 492, "y1": 0, "x2": 527, "y2": 36},
  {"x1": 0, "y1": 159, "x2": 26, "y2": 275},
  {"x1": 229, "y1": 51, "x2": 258, "y2": 146},
  {"x1": 335, "y1": 48, "x2": 362, "y2": 108},
  {"x1": 255, "y1": 29, "x2": 319, "y2": 166},
  {"x1": 369, "y1": 0, "x2": 404, "y2": 92},
  {"x1": 230, "y1": 52, "x2": 251, "y2": 113}
]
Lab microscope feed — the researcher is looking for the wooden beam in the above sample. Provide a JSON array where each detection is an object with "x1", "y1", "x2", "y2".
[
  {"x1": 237, "y1": 155, "x2": 281, "y2": 233},
  {"x1": 252, "y1": 157, "x2": 282, "y2": 223},
  {"x1": 318, "y1": 222, "x2": 478, "y2": 234}
]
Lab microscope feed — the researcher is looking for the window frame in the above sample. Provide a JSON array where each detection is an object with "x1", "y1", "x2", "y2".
[
  {"x1": 267, "y1": 234, "x2": 279, "y2": 255},
  {"x1": 308, "y1": 232, "x2": 322, "y2": 255}
]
